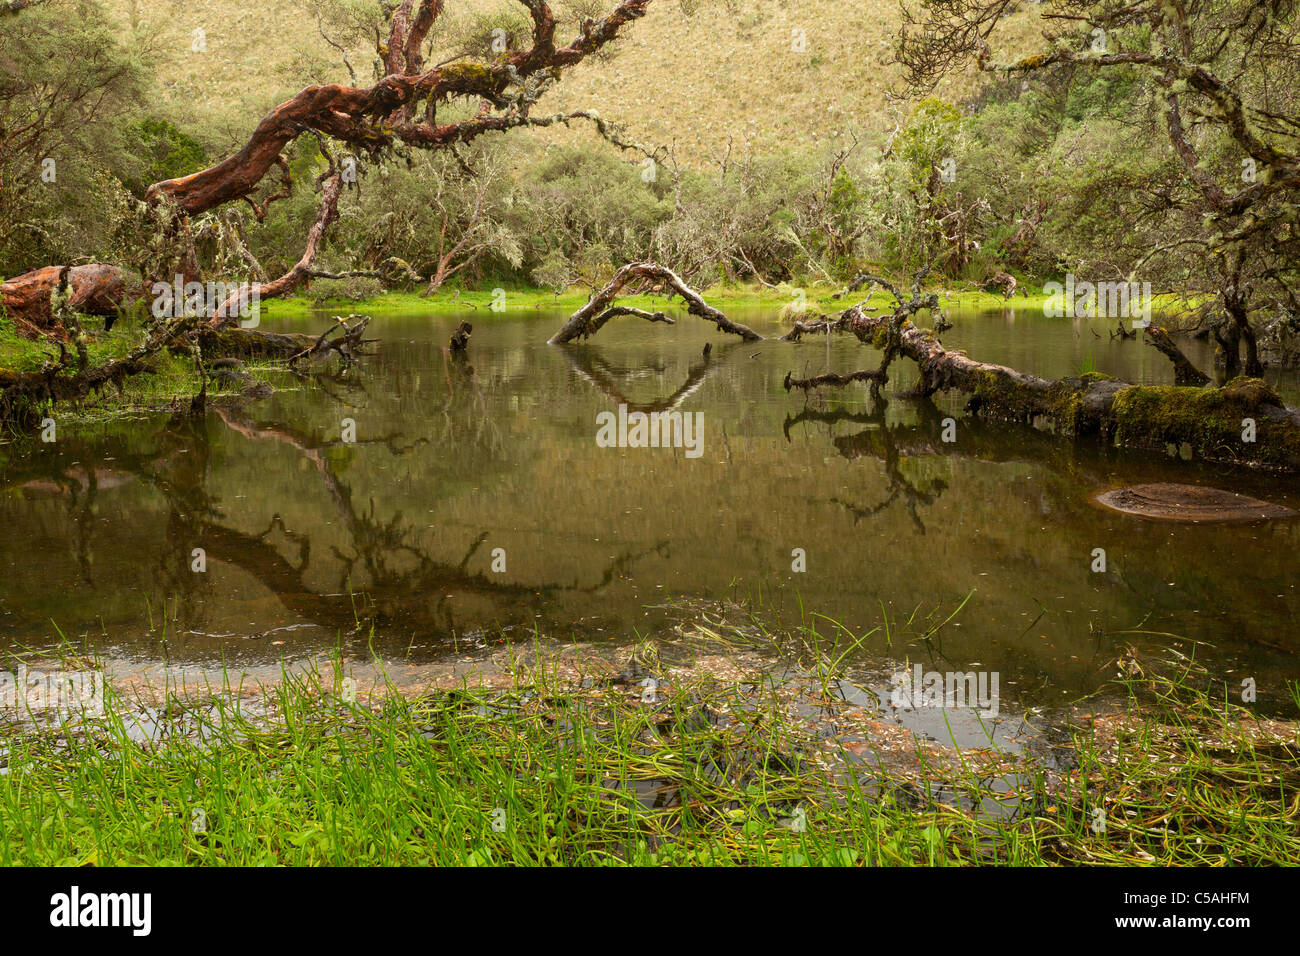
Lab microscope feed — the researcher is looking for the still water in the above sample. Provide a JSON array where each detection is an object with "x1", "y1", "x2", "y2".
[{"x1": 2, "y1": 305, "x2": 1297, "y2": 711}]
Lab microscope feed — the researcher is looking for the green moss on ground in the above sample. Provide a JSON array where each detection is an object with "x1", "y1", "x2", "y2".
[{"x1": 1, "y1": 314, "x2": 280, "y2": 427}]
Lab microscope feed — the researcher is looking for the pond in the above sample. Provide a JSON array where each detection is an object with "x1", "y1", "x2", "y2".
[{"x1": 3, "y1": 305, "x2": 1298, "y2": 715}]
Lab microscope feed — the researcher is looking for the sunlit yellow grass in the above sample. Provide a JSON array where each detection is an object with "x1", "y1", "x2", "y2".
[{"x1": 104, "y1": 0, "x2": 1044, "y2": 167}]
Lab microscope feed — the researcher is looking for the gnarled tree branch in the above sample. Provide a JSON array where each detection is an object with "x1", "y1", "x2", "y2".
[
  {"x1": 549, "y1": 261, "x2": 761, "y2": 343},
  {"x1": 785, "y1": 293, "x2": 1300, "y2": 471}
]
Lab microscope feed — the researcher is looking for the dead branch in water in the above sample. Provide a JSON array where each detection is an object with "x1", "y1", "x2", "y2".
[
  {"x1": 784, "y1": 266, "x2": 945, "y2": 399},
  {"x1": 449, "y1": 321, "x2": 473, "y2": 352},
  {"x1": 548, "y1": 262, "x2": 761, "y2": 343},
  {"x1": 0, "y1": 316, "x2": 198, "y2": 428},
  {"x1": 1143, "y1": 325, "x2": 1211, "y2": 386},
  {"x1": 783, "y1": 368, "x2": 887, "y2": 397},
  {"x1": 783, "y1": 272, "x2": 1300, "y2": 471},
  {"x1": 201, "y1": 315, "x2": 373, "y2": 367},
  {"x1": 779, "y1": 314, "x2": 844, "y2": 341}
]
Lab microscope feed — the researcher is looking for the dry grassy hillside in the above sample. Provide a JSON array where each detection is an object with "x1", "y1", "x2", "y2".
[{"x1": 107, "y1": 0, "x2": 1042, "y2": 165}]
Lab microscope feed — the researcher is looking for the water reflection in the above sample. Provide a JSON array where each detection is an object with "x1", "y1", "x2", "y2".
[{"x1": 1, "y1": 307, "x2": 1296, "y2": 713}]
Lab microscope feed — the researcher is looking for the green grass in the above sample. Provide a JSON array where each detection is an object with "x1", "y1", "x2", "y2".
[
  {"x1": 259, "y1": 283, "x2": 939, "y2": 318},
  {"x1": 0, "y1": 309, "x2": 287, "y2": 428},
  {"x1": 260, "y1": 284, "x2": 812, "y2": 318},
  {"x1": 1, "y1": 632, "x2": 1294, "y2": 866},
  {"x1": 259, "y1": 280, "x2": 1173, "y2": 319},
  {"x1": 0, "y1": 312, "x2": 134, "y2": 373},
  {"x1": 1049, "y1": 651, "x2": 1300, "y2": 865}
]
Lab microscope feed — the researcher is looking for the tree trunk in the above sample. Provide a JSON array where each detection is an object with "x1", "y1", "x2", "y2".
[
  {"x1": 1143, "y1": 325, "x2": 1210, "y2": 386},
  {"x1": 424, "y1": 258, "x2": 450, "y2": 296},
  {"x1": 0, "y1": 264, "x2": 139, "y2": 336},
  {"x1": 786, "y1": 300, "x2": 1300, "y2": 472},
  {"x1": 1213, "y1": 321, "x2": 1242, "y2": 377},
  {"x1": 1225, "y1": 293, "x2": 1265, "y2": 376}
]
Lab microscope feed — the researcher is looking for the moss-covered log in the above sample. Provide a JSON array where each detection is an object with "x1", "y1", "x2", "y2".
[
  {"x1": 787, "y1": 298, "x2": 1300, "y2": 472},
  {"x1": 0, "y1": 317, "x2": 197, "y2": 427}
]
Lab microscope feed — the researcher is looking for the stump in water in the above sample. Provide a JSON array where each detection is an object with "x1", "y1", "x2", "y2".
[
  {"x1": 449, "y1": 321, "x2": 472, "y2": 352},
  {"x1": 1093, "y1": 483, "x2": 1296, "y2": 522}
]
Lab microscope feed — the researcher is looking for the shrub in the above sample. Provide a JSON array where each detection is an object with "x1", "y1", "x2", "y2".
[{"x1": 304, "y1": 276, "x2": 384, "y2": 303}]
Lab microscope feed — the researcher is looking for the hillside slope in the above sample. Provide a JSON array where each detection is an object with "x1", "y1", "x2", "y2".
[{"x1": 106, "y1": 0, "x2": 1041, "y2": 165}]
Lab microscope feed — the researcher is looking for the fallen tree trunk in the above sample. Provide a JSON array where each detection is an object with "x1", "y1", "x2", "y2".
[
  {"x1": 548, "y1": 262, "x2": 762, "y2": 343},
  {"x1": 0, "y1": 317, "x2": 197, "y2": 428},
  {"x1": 786, "y1": 295, "x2": 1300, "y2": 472},
  {"x1": 201, "y1": 314, "x2": 372, "y2": 365},
  {"x1": 0, "y1": 264, "x2": 139, "y2": 337}
]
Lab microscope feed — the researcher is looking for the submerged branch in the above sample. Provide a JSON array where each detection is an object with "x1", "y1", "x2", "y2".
[
  {"x1": 1144, "y1": 325, "x2": 1211, "y2": 387},
  {"x1": 784, "y1": 369, "x2": 886, "y2": 393},
  {"x1": 548, "y1": 262, "x2": 761, "y2": 343}
]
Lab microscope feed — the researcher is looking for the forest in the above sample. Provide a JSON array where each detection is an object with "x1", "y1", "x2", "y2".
[{"x1": 0, "y1": 0, "x2": 1297, "y2": 882}]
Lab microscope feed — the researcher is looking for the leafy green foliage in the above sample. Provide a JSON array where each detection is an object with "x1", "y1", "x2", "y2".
[
  {"x1": 0, "y1": 0, "x2": 150, "y2": 274},
  {"x1": 125, "y1": 118, "x2": 207, "y2": 193}
]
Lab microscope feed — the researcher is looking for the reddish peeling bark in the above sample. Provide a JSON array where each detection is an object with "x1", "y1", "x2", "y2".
[
  {"x1": 0, "y1": 263, "x2": 138, "y2": 337},
  {"x1": 145, "y1": 1, "x2": 651, "y2": 217},
  {"x1": 151, "y1": 0, "x2": 652, "y2": 323},
  {"x1": 210, "y1": 169, "x2": 346, "y2": 324},
  {"x1": 2, "y1": 0, "x2": 659, "y2": 428},
  {"x1": 7, "y1": 3, "x2": 654, "y2": 334}
]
